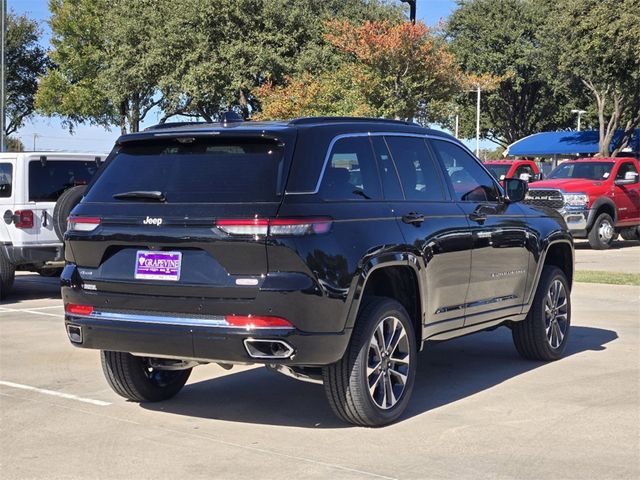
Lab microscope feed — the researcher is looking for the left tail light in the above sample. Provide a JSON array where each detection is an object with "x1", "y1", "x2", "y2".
[
  {"x1": 14, "y1": 210, "x2": 34, "y2": 229},
  {"x1": 65, "y1": 304, "x2": 94, "y2": 316},
  {"x1": 67, "y1": 216, "x2": 101, "y2": 232}
]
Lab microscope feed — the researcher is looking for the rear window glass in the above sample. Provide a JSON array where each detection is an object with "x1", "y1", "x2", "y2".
[
  {"x1": 29, "y1": 160, "x2": 98, "y2": 202},
  {"x1": 0, "y1": 163, "x2": 12, "y2": 198},
  {"x1": 85, "y1": 139, "x2": 284, "y2": 203}
]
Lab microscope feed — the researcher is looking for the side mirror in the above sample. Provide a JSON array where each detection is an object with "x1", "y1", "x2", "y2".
[
  {"x1": 504, "y1": 178, "x2": 528, "y2": 203},
  {"x1": 615, "y1": 171, "x2": 639, "y2": 186}
]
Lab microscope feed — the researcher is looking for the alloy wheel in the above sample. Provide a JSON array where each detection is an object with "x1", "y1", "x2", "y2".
[
  {"x1": 544, "y1": 279, "x2": 568, "y2": 349},
  {"x1": 367, "y1": 316, "x2": 411, "y2": 409}
]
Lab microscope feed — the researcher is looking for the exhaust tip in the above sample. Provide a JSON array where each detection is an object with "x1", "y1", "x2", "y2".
[
  {"x1": 243, "y1": 339, "x2": 294, "y2": 359},
  {"x1": 66, "y1": 324, "x2": 83, "y2": 344}
]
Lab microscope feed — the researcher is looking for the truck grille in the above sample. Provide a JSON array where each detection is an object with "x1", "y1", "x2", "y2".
[{"x1": 523, "y1": 189, "x2": 564, "y2": 209}]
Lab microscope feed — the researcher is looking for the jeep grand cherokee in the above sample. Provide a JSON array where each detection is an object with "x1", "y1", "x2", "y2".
[{"x1": 61, "y1": 117, "x2": 574, "y2": 427}]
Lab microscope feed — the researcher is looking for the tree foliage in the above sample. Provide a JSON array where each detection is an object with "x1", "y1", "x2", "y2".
[
  {"x1": 5, "y1": 11, "x2": 51, "y2": 137},
  {"x1": 36, "y1": 0, "x2": 402, "y2": 131},
  {"x1": 541, "y1": 0, "x2": 640, "y2": 156},
  {"x1": 256, "y1": 20, "x2": 462, "y2": 122},
  {"x1": 446, "y1": 0, "x2": 574, "y2": 146}
]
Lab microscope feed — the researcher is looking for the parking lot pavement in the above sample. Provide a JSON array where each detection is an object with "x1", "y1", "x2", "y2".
[
  {"x1": 1, "y1": 275, "x2": 638, "y2": 480},
  {"x1": 574, "y1": 240, "x2": 640, "y2": 274}
]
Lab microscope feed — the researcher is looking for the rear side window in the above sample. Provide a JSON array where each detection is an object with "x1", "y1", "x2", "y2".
[
  {"x1": 515, "y1": 164, "x2": 535, "y2": 180},
  {"x1": 29, "y1": 160, "x2": 98, "y2": 202},
  {"x1": 0, "y1": 163, "x2": 12, "y2": 198},
  {"x1": 615, "y1": 162, "x2": 638, "y2": 180},
  {"x1": 320, "y1": 137, "x2": 381, "y2": 200},
  {"x1": 85, "y1": 139, "x2": 285, "y2": 203},
  {"x1": 370, "y1": 136, "x2": 403, "y2": 200},
  {"x1": 385, "y1": 136, "x2": 445, "y2": 201},
  {"x1": 431, "y1": 140, "x2": 499, "y2": 202}
]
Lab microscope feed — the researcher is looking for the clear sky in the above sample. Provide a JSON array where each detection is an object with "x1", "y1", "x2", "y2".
[{"x1": 10, "y1": 0, "x2": 459, "y2": 153}]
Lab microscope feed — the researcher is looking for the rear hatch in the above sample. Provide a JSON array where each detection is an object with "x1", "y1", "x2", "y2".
[{"x1": 65, "y1": 133, "x2": 294, "y2": 299}]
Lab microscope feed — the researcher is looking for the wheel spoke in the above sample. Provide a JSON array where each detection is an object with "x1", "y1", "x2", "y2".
[
  {"x1": 384, "y1": 371, "x2": 396, "y2": 408},
  {"x1": 388, "y1": 326, "x2": 407, "y2": 357},
  {"x1": 367, "y1": 360, "x2": 382, "y2": 377},
  {"x1": 389, "y1": 367, "x2": 407, "y2": 385},
  {"x1": 369, "y1": 370, "x2": 384, "y2": 397}
]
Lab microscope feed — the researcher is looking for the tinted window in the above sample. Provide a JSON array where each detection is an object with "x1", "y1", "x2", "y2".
[
  {"x1": 385, "y1": 136, "x2": 445, "y2": 201},
  {"x1": 515, "y1": 164, "x2": 535, "y2": 180},
  {"x1": 320, "y1": 137, "x2": 381, "y2": 200},
  {"x1": 0, "y1": 163, "x2": 12, "y2": 198},
  {"x1": 85, "y1": 139, "x2": 284, "y2": 203},
  {"x1": 29, "y1": 160, "x2": 98, "y2": 202},
  {"x1": 548, "y1": 162, "x2": 613, "y2": 180},
  {"x1": 431, "y1": 140, "x2": 499, "y2": 202},
  {"x1": 615, "y1": 162, "x2": 638, "y2": 180},
  {"x1": 370, "y1": 136, "x2": 403, "y2": 200},
  {"x1": 485, "y1": 164, "x2": 510, "y2": 180}
]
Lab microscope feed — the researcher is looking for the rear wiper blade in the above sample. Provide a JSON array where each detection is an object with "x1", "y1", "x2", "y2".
[{"x1": 112, "y1": 190, "x2": 166, "y2": 202}]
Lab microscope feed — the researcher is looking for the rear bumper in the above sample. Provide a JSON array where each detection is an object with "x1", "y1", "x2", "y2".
[
  {"x1": 64, "y1": 311, "x2": 350, "y2": 366},
  {"x1": 60, "y1": 264, "x2": 352, "y2": 366},
  {"x1": 1, "y1": 244, "x2": 64, "y2": 266}
]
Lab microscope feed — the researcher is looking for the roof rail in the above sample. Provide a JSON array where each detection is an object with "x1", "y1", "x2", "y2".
[
  {"x1": 288, "y1": 116, "x2": 420, "y2": 127},
  {"x1": 144, "y1": 121, "x2": 211, "y2": 131}
]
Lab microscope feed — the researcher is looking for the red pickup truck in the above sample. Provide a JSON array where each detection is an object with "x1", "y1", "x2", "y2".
[
  {"x1": 526, "y1": 157, "x2": 640, "y2": 249},
  {"x1": 484, "y1": 159, "x2": 542, "y2": 182}
]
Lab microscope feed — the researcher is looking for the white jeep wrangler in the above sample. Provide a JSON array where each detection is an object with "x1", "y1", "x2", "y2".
[{"x1": 1, "y1": 152, "x2": 104, "y2": 299}]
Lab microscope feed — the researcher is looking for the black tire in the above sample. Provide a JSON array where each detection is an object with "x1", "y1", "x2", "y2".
[
  {"x1": 513, "y1": 266, "x2": 571, "y2": 361},
  {"x1": 35, "y1": 267, "x2": 64, "y2": 277},
  {"x1": 0, "y1": 250, "x2": 16, "y2": 300},
  {"x1": 323, "y1": 297, "x2": 417, "y2": 427},
  {"x1": 587, "y1": 212, "x2": 616, "y2": 249},
  {"x1": 53, "y1": 185, "x2": 86, "y2": 241},
  {"x1": 620, "y1": 226, "x2": 640, "y2": 241},
  {"x1": 100, "y1": 351, "x2": 191, "y2": 402}
]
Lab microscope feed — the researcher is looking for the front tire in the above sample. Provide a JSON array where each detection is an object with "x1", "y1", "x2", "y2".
[
  {"x1": 100, "y1": 351, "x2": 191, "y2": 402},
  {"x1": 323, "y1": 297, "x2": 417, "y2": 427},
  {"x1": 588, "y1": 213, "x2": 616, "y2": 249},
  {"x1": 513, "y1": 266, "x2": 571, "y2": 361}
]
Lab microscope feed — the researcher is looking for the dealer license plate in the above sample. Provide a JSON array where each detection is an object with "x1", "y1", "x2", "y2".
[{"x1": 135, "y1": 251, "x2": 182, "y2": 281}]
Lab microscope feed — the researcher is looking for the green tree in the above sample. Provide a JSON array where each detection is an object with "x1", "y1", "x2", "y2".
[
  {"x1": 446, "y1": 0, "x2": 574, "y2": 146},
  {"x1": 154, "y1": 0, "x2": 403, "y2": 122},
  {"x1": 37, "y1": 0, "x2": 164, "y2": 134},
  {"x1": 542, "y1": 0, "x2": 640, "y2": 156},
  {"x1": 5, "y1": 12, "x2": 50, "y2": 137}
]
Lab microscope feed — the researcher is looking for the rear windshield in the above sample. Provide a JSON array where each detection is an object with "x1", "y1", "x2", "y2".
[
  {"x1": 85, "y1": 139, "x2": 285, "y2": 203},
  {"x1": 484, "y1": 164, "x2": 510, "y2": 180},
  {"x1": 29, "y1": 160, "x2": 98, "y2": 202},
  {"x1": 548, "y1": 161, "x2": 613, "y2": 180}
]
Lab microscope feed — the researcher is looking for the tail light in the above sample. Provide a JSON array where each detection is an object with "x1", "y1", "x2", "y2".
[
  {"x1": 68, "y1": 216, "x2": 101, "y2": 232},
  {"x1": 216, "y1": 217, "x2": 332, "y2": 236},
  {"x1": 65, "y1": 304, "x2": 94, "y2": 316},
  {"x1": 224, "y1": 315, "x2": 293, "y2": 329},
  {"x1": 14, "y1": 210, "x2": 34, "y2": 229}
]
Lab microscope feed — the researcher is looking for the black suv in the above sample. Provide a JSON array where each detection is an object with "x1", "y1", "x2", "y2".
[{"x1": 62, "y1": 117, "x2": 573, "y2": 426}]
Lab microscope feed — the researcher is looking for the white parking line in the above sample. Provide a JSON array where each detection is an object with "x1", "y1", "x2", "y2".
[
  {"x1": 0, "y1": 380, "x2": 111, "y2": 406},
  {"x1": 0, "y1": 307, "x2": 63, "y2": 318}
]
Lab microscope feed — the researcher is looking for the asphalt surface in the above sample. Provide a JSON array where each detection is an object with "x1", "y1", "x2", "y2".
[
  {"x1": 574, "y1": 240, "x2": 640, "y2": 274},
  {"x1": 1, "y1": 264, "x2": 639, "y2": 479}
]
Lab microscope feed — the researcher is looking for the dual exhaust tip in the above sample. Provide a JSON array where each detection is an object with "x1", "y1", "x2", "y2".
[{"x1": 67, "y1": 324, "x2": 293, "y2": 360}]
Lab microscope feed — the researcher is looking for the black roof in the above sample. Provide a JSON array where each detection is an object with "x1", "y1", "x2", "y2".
[{"x1": 121, "y1": 117, "x2": 454, "y2": 144}]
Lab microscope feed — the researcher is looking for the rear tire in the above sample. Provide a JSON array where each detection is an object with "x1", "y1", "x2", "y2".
[
  {"x1": 587, "y1": 213, "x2": 616, "y2": 249},
  {"x1": 53, "y1": 185, "x2": 86, "y2": 241},
  {"x1": 100, "y1": 351, "x2": 191, "y2": 402},
  {"x1": 513, "y1": 266, "x2": 571, "y2": 361},
  {"x1": 323, "y1": 297, "x2": 417, "y2": 427},
  {"x1": 0, "y1": 250, "x2": 16, "y2": 300}
]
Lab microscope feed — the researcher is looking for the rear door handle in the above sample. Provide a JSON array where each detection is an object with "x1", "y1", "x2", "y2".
[
  {"x1": 469, "y1": 212, "x2": 487, "y2": 223},
  {"x1": 402, "y1": 212, "x2": 425, "y2": 225}
]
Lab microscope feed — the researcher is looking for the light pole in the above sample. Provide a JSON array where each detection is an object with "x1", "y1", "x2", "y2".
[
  {"x1": 1, "y1": 0, "x2": 6, "y2": 152},
  {"x1": 475, "y1": 86, "x2": 481, "y2": 156},
  {"x1": 400, "y1": 0, "x2": 416, "y2": 23},
  {"x1": 571, "y1": 109, "x2": 586, "y2": 131}
]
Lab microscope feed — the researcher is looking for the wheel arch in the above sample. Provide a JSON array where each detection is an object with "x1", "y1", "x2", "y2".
[
  {"x1": 345, "y1": 254, "x2": 424, "y2": 347},
  {"x1": 526, "y1": 237, "x2": 574, "y2": 308},
  {"x1": 588, "y1": 196, "x2": 617, "y2": 228}
]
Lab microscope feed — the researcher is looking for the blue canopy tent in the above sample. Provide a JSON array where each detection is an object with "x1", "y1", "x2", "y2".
[{"x1": 505, "y1": 129, "x2": 640, "y2": 158}]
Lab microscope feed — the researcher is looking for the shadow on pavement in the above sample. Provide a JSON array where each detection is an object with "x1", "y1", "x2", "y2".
[
  {"x1": 2, "y1": 273, "x2": 61, "y2": 304},
  {"x1": 574, "y1": 240, "x2": 640, "y2": 250},
  {"x1": 140, "y1": 325, "x2": 617, "y2": 428}
]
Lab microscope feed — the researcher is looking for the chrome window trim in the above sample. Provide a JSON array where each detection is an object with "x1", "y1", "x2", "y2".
[{"x1": 284, "y1": 131, "x2": 499, "y2": 196}]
